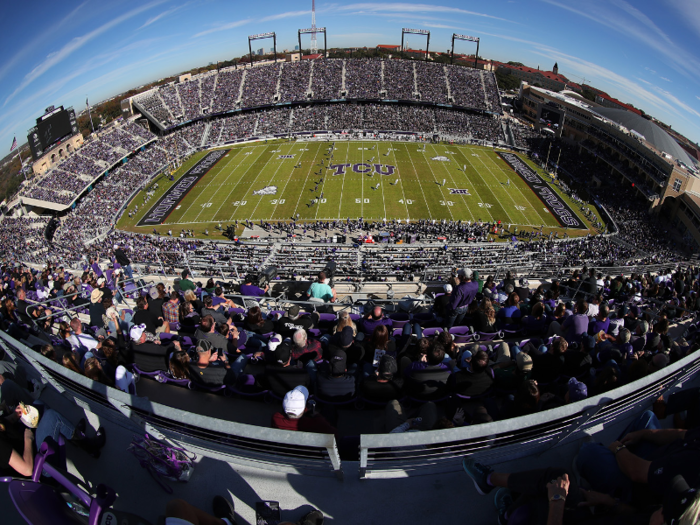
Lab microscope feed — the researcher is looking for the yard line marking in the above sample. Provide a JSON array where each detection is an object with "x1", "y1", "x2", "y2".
[
  {"x1": 207, "y1": 145, "x2": 266, "y2": 221},
  {"x1": 472, "y1": 150, "x2": 544, "y2": 226},
  {"x1": 168, "y1": 148, "x2": 242, "y2": 224},
  {"x1": 271, "y1": 142, "x2": 315, "y2": 220},
  {"x1": 187, "y1": 149, "x2": 244, "y2": 223},
  {"x1": 417, "y1": 145, "x2": 454, "y2": 221},
  {"x1": 226, "y1": 144, "x2": 288, "y2": 221},
  {"x1": 291, "y1": 141, "x2": 324, "y2": 220},
  {"x1": 335, "y1": 141, "x2": 350, "y2": 220},
  {"x1": 426, "y1": 143, "x2": 475, "y2": 222},
  {"x1": 248, "y1": 142, "x2": 297, "y2": 220},
  {"x1": 459, "y1": 147, "x2": 516, "y2": 225},
  {"x1": 401, "y1": 143, "x2": 432, "y2": 220},
  {"x1": 386, "y1": 144, "x2": 410, "y2": 220}
]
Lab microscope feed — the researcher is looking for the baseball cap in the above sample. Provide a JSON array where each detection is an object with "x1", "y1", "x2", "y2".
[
  {"x1": 458, "y1": 268, "x2": 473, "y2": 279},
  {"x1": 568, "y1": 377, "x2": 588, "y2": 402},
  {"x1": 96, "y1": 277, "x2": 106, "y2": 286},
  {"x1": 339, "y1": 326, "x2": 354, "y2": 347},
  {"x1": 516, "y1": 353, "x2": 533, "y2": 372},
  {"x1": 443, "y1": 284, "x2": 453, "y2": 293},
  {"x1": 196, "y1": 339, "x2": 213, "y2": 353},
  {"x1": 90, "y1": 288, "x2": 104, "y2": 304},
  {"x1": 288, "y1": 305, "x2": 300, "y2": 318},
  {"x1": 520, "y1": 278, "x2": 529, "y2": 287},
  {"x1": 283, "y1": 385, "x2": 309, "y2": 417},
  {"x1": 459, "y1": 349, "x2": 473, "y2": 370},
  {"x1": 267, "y1": 334, "x2": 282, "y2": 353},
  {"x1": 129, "y1": 324, "x2": 146, "y2": 342},
  {"x1": 113, "y1": 244, "x2": 119, "y2": 250},
  {"x1": 149, "y1": 287, "x2": 159, "y2": 300},
  {"x1": 329, "y1": 349, "x2": 348, "y2": 375}
]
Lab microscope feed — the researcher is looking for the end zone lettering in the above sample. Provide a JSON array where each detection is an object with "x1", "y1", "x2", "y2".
[
  {"x1": 138, "y1": 149, "x2": 230, "y2": 226},
  {"x1": 497, "y1": 152, "x2": 585, "y2": 229}
]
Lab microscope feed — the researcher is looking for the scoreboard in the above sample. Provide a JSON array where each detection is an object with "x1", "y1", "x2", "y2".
[{"x1": 27, "y1": 106, "x2": 79, "y2": 160}]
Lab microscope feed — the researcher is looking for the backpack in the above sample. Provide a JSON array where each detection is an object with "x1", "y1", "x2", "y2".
[{"x1": 128, "y1": 434, "x2": 196, "y2": 493}]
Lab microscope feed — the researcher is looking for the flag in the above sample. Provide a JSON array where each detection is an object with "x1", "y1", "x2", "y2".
[
  {"x1": 10, "y1": 136, "x2": 17, "y2": 151},
  {"x1": 86, "y1": 97, "x2": 89, "y2": 107}
]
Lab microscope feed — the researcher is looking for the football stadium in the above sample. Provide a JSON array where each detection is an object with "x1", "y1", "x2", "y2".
[{"x1": 1, "y1": 2, "x2": 700, "y2": 524}]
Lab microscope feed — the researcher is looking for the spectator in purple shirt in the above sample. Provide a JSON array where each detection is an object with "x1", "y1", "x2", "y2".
[
  {"x1": 404, "y1": 343, "x2": 450, "y2": 377},
  {"x1": 362, "y1": 306, "x2": 393, "y2": 336},
  {"x1": 548, "y1": 300, "x2": 588, "y2": 342},
  {"x1": 588, "y1": 304, "x2": 611, "y2": 336},
  {"x1": 447, "y1": 268, "x2": 478, "y2": 328},
  {"x1": 239, "y1": 275, "x2": 268, "y2": 298}
]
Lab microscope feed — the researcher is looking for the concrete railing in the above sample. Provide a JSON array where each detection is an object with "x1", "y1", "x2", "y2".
[
  {"x1": 3, "y1": 328, "x2": 699, "y2": 481},
  {"x1": 358, "y1": 348, "x2": 700, "y2": 478},
  {"x1": 0, "y1": 331, "x2": 342, "y2": 479}
]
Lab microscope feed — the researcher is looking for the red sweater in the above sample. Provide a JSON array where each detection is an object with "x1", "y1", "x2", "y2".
[{"x1": 271, "y1": 412, "x2": 337, "y2": 435}]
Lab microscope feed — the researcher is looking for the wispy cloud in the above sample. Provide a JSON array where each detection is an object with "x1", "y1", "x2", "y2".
[
  {"x1": 192, "y1": 18, "x2": 253, "y2": 38},
  {"x1": 0, "y1": 1, "x2": 88, "y2": 84},
  {"x1": 139, "y1": 3, "x2": 190, "y2": 30},
  {"x1": 422, "y1": 23, "x2": 462, "y2": 29},
  {"x1": 336, "y1": 3, "x2": 514, "y2": 23},
  {"x1": 4, "y1": 0, "x2": 168, "y2": 107},
  {"x1": 261, "y1": 10, "x2": 310, "y2": 22},
  {"x1": 660, "y1": 77, "x2": 672, "y2": 82},
  {"x1": 541, "y1": 0, "x2": 700, "y2": 83},
  {"x1": 666, "y1": 0, "x2": 700, "y2": 40}
]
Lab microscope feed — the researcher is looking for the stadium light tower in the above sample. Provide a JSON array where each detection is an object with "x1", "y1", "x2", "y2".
[
  {"x1": 310, "y1": 0, "x2": 318, "y2": 54},
  {"x1": 401, "y1": 28, "x2": 430, "y2": 61},
  {"x1": 451, "y1": 34, "x2": 480, "y2": 68}
]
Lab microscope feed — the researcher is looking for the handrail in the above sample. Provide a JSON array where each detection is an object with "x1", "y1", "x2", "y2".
[
  {"x1": 358, "y1": 348, "x2": 700, "y2": 478},
  {"x1": 1, "y1": 325, "x2": 699, "y2": 481}
]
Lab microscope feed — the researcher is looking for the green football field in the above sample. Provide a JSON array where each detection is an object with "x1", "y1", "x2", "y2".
[{"x1": 118, "y1": 140, "x2": 599, "y2": 238}]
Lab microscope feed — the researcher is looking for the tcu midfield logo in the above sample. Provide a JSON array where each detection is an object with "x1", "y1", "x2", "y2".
[
  {"x1": 328, "y1": 163, "x2": 396, "y2": 176},
  {"x1": 253, "y1": 185, "x2": 278, "y2": 195}
]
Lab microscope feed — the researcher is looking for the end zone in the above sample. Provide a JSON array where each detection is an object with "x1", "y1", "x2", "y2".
[{"x1": 138, "y1": 149, "x2": 230, "y2": 226}]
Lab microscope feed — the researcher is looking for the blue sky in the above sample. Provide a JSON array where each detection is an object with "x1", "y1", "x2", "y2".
[{"x1": 2, "y1": 0, "x2": 700, "y2": 154}]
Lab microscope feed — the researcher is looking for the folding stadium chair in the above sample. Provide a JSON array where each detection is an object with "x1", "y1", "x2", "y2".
[
  {"x1": 0, "y1": 440, "x2": 151, "y2": 525},
  {"x1": 389, "y1": 312, "x2": 410, "y2": 329},
  {"x1": 422, "y1": 327, "x2": 443, "y2": 337}
]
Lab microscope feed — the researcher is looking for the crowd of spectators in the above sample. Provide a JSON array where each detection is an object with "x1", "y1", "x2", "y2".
[
  {"x1": 416, "y1": 62, "x2": 449, "y2": 103},
  {"x1": 240, "y1": 63, "x2": 281, "y2": 109},
  {"x1": 133, "y1": 59, "x2": 504, "y2": 129},
  {"x1": 278, "y1": 61, "x2": 311, "y2": 103},
  {"x1": 211, "y1": 69, "x2": 244, "y2": 114},
  {"x1": 383, "y1": 60, "x2": 416, "y2": 100},
  {"x1": 310, "y1": 59, "x2": 343, "y2": 100},
  {"x1": 176, "y1": 79, "x2": 202, "y2": 121},
  {"x1": 20, "y1": 124, "x2": 156, "y2": 206},
  {"x1": 344, "y1": 59, "x2": 382, "y2": 99}
]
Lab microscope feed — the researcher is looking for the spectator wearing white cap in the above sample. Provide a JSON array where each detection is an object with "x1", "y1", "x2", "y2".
[
  {"x1": 433, "y1": 284, "x2": 453, "y2": 323},
  {"x1": 447, "y1": 269, "x2": 478, "y2": 328},
  {"x1": 129, "y1": 323, "x2": 170, "y2": 373},
  {"x1": 271, "y1": 385, "x2": 338, "y2": 435}
]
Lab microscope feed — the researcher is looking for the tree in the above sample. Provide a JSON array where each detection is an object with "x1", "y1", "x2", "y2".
[
  {"x1": 495, "y1": 70, "x2": 520, "y2": 91},
  {"x1": 507, "y1": 61, "x2": 525, "y2": 67},
  {"x1": 581, "y1": 89, "x2": 597, "y2": 103}
]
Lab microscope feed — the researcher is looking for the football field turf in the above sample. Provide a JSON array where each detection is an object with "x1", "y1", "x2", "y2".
[{"x1": 119, "y1": 140, "x2": 598, "y2": 237}]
